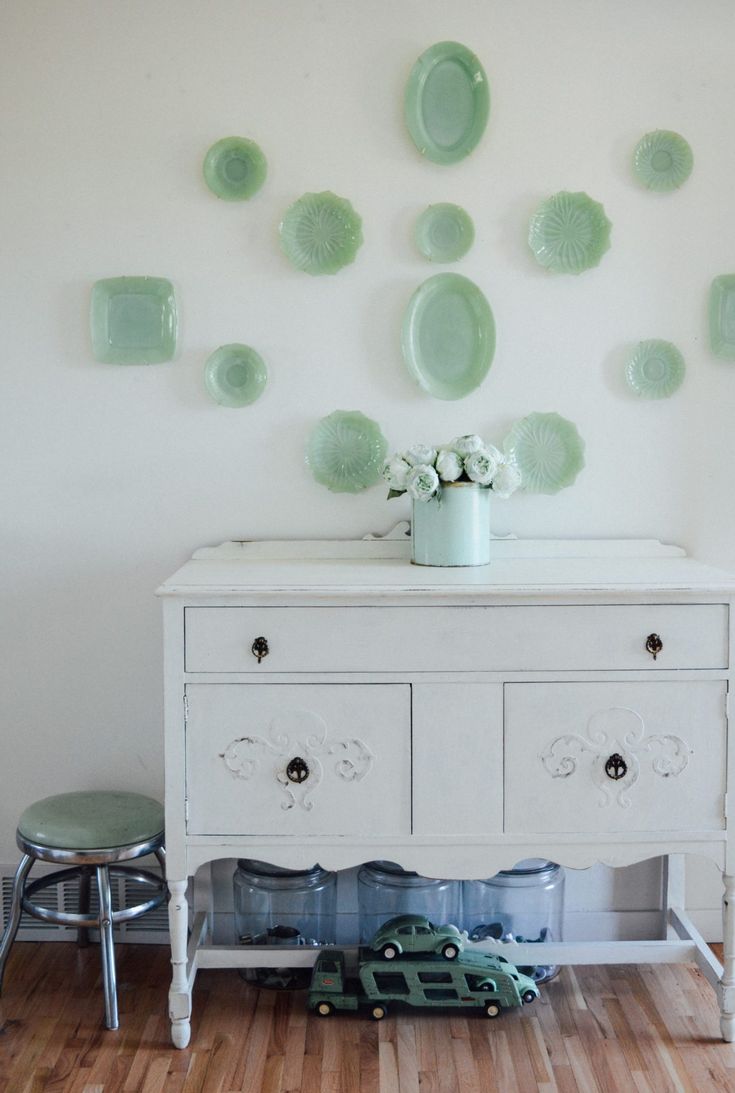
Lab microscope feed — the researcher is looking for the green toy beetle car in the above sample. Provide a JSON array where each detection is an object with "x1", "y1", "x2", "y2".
[{"x1": 369, "y1": 914, "x2": 464, "y2": 961}]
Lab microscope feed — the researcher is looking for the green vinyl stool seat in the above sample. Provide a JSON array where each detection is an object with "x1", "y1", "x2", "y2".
[{"x1": 0, "y1": 791, "x2": 166, "y2": 1031}]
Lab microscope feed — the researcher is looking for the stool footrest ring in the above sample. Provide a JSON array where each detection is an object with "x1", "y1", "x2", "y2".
[{"x1": 22, "y1": 865, "x2": 166, "y2": 929}]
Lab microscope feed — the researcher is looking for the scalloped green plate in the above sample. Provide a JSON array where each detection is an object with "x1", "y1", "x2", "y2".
[
  {"x1": 401, "y1": 273, "x2": 495, "y2": 401},
  {"x1": 504, "y1": 412, "x2": 585, "y2": 494},
  {"x1": 203, "y1": 137, "x2": 267, "y2": 201},
  {"x1": 633, "y1": 130, "x2": 692, "y2": 192},
  {"x1": 279, "y1": 191, "x2": 363, "y2": 275},
  {"x1": 90, "y1": 276, "x2": 178, "y2": 364},
  {"x1": 528, "y1": 191, "x2": 611, "y2": 274},
  {"x1": 306, "y1": 411, "x2": 387, "y2": 493},
  {"x1": 405, "y1": 41, "x2": 490, "y2": 165},
  {"x1": 625, "y1": 340, "x2": 685, "y2": 398},
  {"x1": 204, "y1": 344, "x2": 267, "y2": 407},
  {"x1": 709, "y1": 275, "x2": 735, "y2": 359},
  {"x1": 414, "y1": 203, "x2": 475, "y2": 262}
]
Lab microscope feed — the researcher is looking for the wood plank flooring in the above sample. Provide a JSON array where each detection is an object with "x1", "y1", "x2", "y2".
[{"x1": 1, "y1": 943, "x2": 735, "y2": 1091}]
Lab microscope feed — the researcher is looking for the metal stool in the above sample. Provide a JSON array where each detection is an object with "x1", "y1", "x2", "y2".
[{"x1": 0, "y1": 791, "x2": 166, "y2": 1030}]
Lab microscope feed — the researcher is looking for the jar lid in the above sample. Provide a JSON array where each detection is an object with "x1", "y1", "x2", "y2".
[
  {"x1": 498, "y1": 858, "x2": 560, "y2": 878},
  {"x1": 236, "y1": 859, "x2": 327, "y2": 879}
]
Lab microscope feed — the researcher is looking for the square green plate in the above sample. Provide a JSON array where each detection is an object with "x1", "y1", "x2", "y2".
[
  {"x1": 709, "y1": 275, "x2": 735, "y2": 359},
  {"x1": 90, "y1": 276, "x2": 178, "y2": 364}
]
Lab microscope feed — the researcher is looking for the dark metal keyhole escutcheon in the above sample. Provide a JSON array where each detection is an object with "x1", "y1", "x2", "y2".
[
  {"x1": 645, "y1": 633, "x2": 663, "y2": 660},
  {"x1": 251, "y1": 636, "x2": 269, "y2": 663},
  {"x1": 286, "y1": 756, "x2": 309, "y2": 784},
  {"x1": 604, "y1": 753, "x2": 628, "y2": 781}
]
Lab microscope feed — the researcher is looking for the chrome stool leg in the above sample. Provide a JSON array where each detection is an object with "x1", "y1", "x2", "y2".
[
  {"x1": 96, "y1": 865, "x2": 118, "y2": 1030},
  {"x1": 78, "y1": 865, "x2": 92, "y2": 948},
  {"x1": 0, "y1": 854, "x2": 33, "y2": 994}
]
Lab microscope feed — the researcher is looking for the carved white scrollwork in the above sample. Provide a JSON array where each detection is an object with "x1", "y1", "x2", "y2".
[
  {"x1": 540, "y1": 706, "x2": 692, "y2": 808},
  {"x1": 219, "y1": 708, "x2": 373, "y2": 812}
]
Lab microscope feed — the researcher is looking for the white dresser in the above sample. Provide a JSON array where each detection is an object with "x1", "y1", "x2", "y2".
[{"x1": 158, "y1": 534, "x2": 735, "y2": 1048}]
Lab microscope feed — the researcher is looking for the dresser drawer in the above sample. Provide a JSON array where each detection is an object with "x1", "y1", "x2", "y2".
[
  {"x1": 184, "y1": 604, "x2": 728, "y2": 673},
  {"x1": 184, "y1": 683, "x2": 410, "y2": 836},
  {"x1": 504, "y1": 681, "x2": 727, "y2": 834}
]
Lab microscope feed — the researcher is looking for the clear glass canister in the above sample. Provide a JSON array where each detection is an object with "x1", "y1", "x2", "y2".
[
  {"x1": 233, "y1": 860, "x2": 337, "y2": 948},
  {"x1": 357, "y1": 861, "x2": 462, "y2": 944},
  {"x1": 462, "y1": 859, "x2": 564, "y2": 982}
]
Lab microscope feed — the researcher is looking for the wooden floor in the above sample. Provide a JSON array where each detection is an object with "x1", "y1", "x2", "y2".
[{"x1": 1, "y1": 944, "x2": 735, "y2": 1092}]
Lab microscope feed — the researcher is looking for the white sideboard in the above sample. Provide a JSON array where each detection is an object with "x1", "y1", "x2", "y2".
[{"x1": 157, "y1": 534, "x2": 735, "y2": 1049}]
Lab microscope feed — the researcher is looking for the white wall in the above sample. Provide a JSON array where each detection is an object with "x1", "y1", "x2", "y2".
[{"x1": 2, "y1": 0, "x2": 735, "y2": 932}]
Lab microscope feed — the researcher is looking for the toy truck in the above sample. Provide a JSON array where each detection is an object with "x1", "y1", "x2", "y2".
[{"x1": 308, "y1": 947, "x2": 539, "y2": 1020}]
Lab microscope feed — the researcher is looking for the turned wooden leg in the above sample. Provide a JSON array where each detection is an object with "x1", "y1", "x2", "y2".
[
  {"x1": 720, "y1": 873, "x2": 735, "y2": 1041},
  {"x1": 168, "y1": 878, "x2": 191, "y2": 1049}
]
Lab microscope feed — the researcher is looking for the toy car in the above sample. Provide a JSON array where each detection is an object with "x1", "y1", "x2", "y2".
[{"x1": 369, "y1": 914, "x2": 464, "y2": 961}]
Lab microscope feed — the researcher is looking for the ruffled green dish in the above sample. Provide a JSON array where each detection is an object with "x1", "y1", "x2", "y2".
[
  {"x1": 625, "y1": 340, "x2": 685, "y2": 399},
  {"x1": 279, "y1": 192, "x2": 363, "y2": 275},
  {"x1": 203, "y1": 137, "x2": 267, "y2": 201},
  {"x1": 306, "y1": 411, "x2": 387, "y2": 492},
  {"x1": 632, "y1": 130, "x2": 692, "y2": 192},
  {"x1": 204, "y1": 344, "x2": 268, "y2": 407},
  {"x1": 414, "y1": 204, "x2": 475, "y2": 262},
  {"x1": 504, "y1": 412, "x2": 585, "y2": 494},
  {"x1": 528, "y1": 191, "x2": 611, "y2": 274}
]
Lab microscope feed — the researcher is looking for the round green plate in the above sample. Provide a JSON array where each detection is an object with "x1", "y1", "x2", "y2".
[
  {"x1": 306, "y1": 410, "x2": 387, "y2": 493},
  {"x1": 633, "y1": 130, "x2": 693, "y2": 192},
  {"x1": 203, "y1": 137, "x2": 267, "y2": 201},
  {"x1": 279, "y1": 192, "x2": 363, "y2": 275},
  {"x1": 204, "y1": 344, "x2": 268, "y2": 407},
  {"x1": 405, "y1": 41, "x2": 490, "y2": 165},
  {"x1": 528, "y1": 191, "x2": 611, "y2": 274},
  {"x1": 625, "y1": 340, "x2": 685, "y2": 398},
  {"x1": 504, "y1": 412, "x2": 585, "y2": 494},
  {"x1": 414, "y1": 203, "x2": 475, "y2": 262}
]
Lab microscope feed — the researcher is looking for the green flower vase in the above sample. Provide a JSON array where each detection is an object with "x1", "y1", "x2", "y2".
[{"x1": 411, "y1": 481, "x2": 490, "y2": 567}]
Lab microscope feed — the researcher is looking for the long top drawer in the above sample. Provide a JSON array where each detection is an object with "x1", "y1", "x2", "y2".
[{"x1": 184, "y1": 604, "x2": 728, "y2": 673}]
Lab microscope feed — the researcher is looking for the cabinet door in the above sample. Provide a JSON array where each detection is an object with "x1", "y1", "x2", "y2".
[
  {"x1": 504, "y1": 681, "x2": 726, "y2": 834},
  {"x1": 185, "y1": 684, "x2": 410, "y2": 836},
  {"x1": 413, "y1": 684, "x2": 503, "y2": 835}
]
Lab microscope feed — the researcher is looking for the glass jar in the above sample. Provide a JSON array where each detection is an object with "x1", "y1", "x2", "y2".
[
  {"x1": 462, "y1": 859, "x2": 564, "y2": 982},
  {"x1": 357, "y1": 861, "x2": 461, "y2": 944},
  {"x1": 234, "y1": 860, "x2": 337, "y2": 986}
]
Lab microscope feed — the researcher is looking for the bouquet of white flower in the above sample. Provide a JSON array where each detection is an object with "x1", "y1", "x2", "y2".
[{"x1": 382, "y1": 434, "x2": 522, "y2": 502}]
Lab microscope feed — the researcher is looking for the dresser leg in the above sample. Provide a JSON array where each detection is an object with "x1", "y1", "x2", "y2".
[
  {"x1": 168, "y1": 878, "x2": 192, "y2": 1049},
  {"x1": 720, "y1": 873, "x2": 735, "y2": 1041}
]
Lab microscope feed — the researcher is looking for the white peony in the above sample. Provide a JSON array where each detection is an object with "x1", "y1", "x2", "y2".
[
  {"x1": 404, "y1": 444, "x2": 438, "y2": 467},
  {"x1": 491, "y1": 460, "x2": 522, "y2": 499},
  {"x1": 464, "y1": 448, "x2": 500, "y2": 485},
  {"x1": 406, "y1": 463, "x2": 440, "y2": 502},
  {"x1": 435, "y1": 449, "x2": 463, "y2": 482},
  {"x1": 381, "y1": 456, "x2": 411, "y2": 492},
  {"x1": 450, "y1": 434, "x2": 485, "y2": 456}
]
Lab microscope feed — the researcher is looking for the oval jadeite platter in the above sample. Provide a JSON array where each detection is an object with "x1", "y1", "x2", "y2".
[
  {"x1": 528, "y1": 191, "x2": 611, "y2": 274},
  {"x1": 414, "y1": 203, "x2": 475, "y2": 262},
  {"x1": 306, "y1": 411, "x2": 388, "y2": 493},
  {"x1": 405, "y1": 41, "x2": 490, "y2": 165},
  {"x1": 203, "y1": 137, "x2": 267, "y2": 201},
  {"x1": 204, "y1": 344, "x2": 267, "y2": 407},
  {"x1": 625, "y1": 340, "x2": 685, "y2": 398},
  {"x1": 401, "y1": 273, "x2": 495, "y2": 400},
  {"x1": 504, "y1": 412, "x2": 585, "y2": 494},
  {"x1": 279, "y1": 191, "x2": 363, "y2": 275},
  {"x1": 632, "y1": 130, "x2": 693, "y2": 192}
]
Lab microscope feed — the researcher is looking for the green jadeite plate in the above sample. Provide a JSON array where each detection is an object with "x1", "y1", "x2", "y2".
[
  {"x1": 401, "y1": 273, "x2": 495, "y2": 400},
  {"x1": 632, "y1": 130, "x2": 693, "y2": 192},
  {"x1": 306, "y1": 411, "x2": 388, "y2": 493},
  {"x1": 414, "y1": 203, "x2": 475, "y2": 262},
  {"x1": 405, "y1": 41, "x2": 490, "y2": 165},
  {"x1": 279, "y1": 191, "x2": 363, "y2": 275},
  {"x1": 709, "y1": 275, "x2": 735, "y2": 358},
  {"x1": 90, "y1": 276, "x2": 178, "y2": 364},
  {"x1": 504, "y1": 412, "x2": 585, "y2": 494},
  {"x1": 528, "y1": 191, "x2": 611, "y2": 274},
  {"x1": 204, "y1": 344, "x2": 268, "y2": 407},
  {"x1": 203, "y1": 137, "x2": 267, "y2": 201},
  {"x1": 625, "y1": 340, "x2": 685, "y2": 398}
]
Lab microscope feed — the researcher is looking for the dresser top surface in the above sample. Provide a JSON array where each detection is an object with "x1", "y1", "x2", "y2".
[{"x1": 157, "y1": 537, "x2": 735, "y2": 598}]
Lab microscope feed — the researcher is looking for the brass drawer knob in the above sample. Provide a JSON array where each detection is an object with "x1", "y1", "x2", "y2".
[
  {"x1": 645, "y1": 633, "x2": 663, "y2": 660},
  {"x1": 286, "y1": 756, "x2": 309, "y2": 784},
  {"x1": 251, "y1": 636, "x2": 269, "y2": 663},
  {"x1": 604, "y1": 753, "x2": 628, "y2": 781}
]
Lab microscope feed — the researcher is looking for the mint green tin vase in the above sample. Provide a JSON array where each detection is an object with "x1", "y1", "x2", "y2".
[{"x1": 411, "y1": 482, "x2": 490, "y2": 566}]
